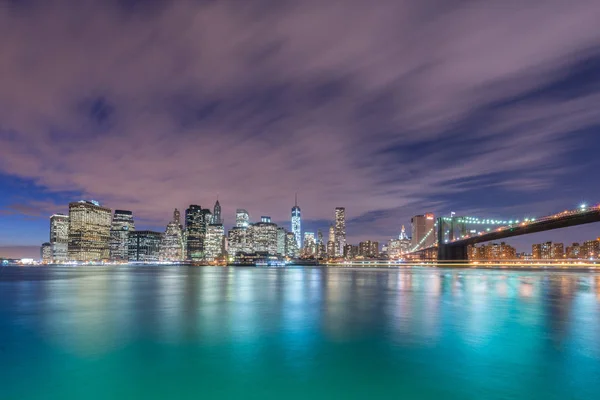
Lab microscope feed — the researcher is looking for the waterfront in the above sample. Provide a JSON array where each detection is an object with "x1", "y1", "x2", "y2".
[{"x1": 1, "y1": 266, "x2": 600, "y2": 399}]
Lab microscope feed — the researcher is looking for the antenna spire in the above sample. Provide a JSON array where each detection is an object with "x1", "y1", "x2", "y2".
[{"x1": 295, "y1": 192, "x2": 298, "y2": 207}]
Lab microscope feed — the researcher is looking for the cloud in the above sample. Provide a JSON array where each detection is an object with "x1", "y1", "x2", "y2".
[{"x1": 1, "y1": 0, "x2": 600, "y2": 244}]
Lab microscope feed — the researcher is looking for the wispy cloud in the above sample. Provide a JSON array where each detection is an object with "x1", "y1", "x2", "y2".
[{"x1": 1, "y1": 0, "x2": 600, "y2": 243}]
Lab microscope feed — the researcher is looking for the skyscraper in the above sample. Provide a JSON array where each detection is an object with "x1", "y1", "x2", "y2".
[
  {"x1": 317, "y1": 230, "x2": 325, "y2": 258},
  {"x1": 291, "y1": 194, "x2": 302, "y2": 250},
  {"x1": 411, "y1": 213, "x2": 435, "y2": 250},
  {"x1": 327, "y1": 224, "x2": 335, "y2": 258},
  {"x1": 128, "y1": 231, "x2": 162, "y2": 262},
  {"x1": 109, "y1": 210, "x2": 135, "y2": 261},
  {"x1": 49, "y1": 213, "x2": 69, "y2": 262},
  {"x1": 41, "y1": 242, "x2": 52, "y2": 263},
  {"x1": 68, "y1": 200, "x2": 112, "y2": 261},
  {"x1": 205, "y1": 224, "x2": 225, "y2": 260},
  {"x1": 303, "y1": 232, "x2": 316, "y2": 256},
  {"x1": 186, "y1": 205, "x2": 203, "y2": 260},
  {"x1": 160, "y1": 209, "x2": 184, "y2": 262},
  {"x1": 334, "y1": 207, "x2": 346, "y2": 256},
  {"x1": 398, "y1": 225, "x2": 411, "y2": 254},
  {"x1": 277, "y1": 227, "x2": 286, "y2": 256},
  {"x1": 252, "y1": 220, "x2": 278, "y2": 255},
  {"x1": 236, "y1": 209, "x2": 250, "y2": 228},
  {"x1": 212, "y1": 199, "x2": 222, "y2": 224},
  {"x1": 285, "y1": 231, "x2": 299, "y2": 258}
]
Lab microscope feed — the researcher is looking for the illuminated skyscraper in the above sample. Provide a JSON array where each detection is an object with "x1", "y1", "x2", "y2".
[
  {"x1": 285, "y1": 231, "x2": 299, "y2": 258},
  {"x1": 277, "y1": 227, "x2": 286, "y2": 256},
  {"x1": 212, "y1": 199, "x2": 222, "y2": 224},
  {"x1": 334, "y1": 207, "x2": 346, "y2": 256},
  {"x1": 236, "y1": 209, "x2": 250, "y2": 228},
  {"x1": 109, "y1": 210, "x2": 135, "y2": 261},
  {"x1": 186, "y1": 205, "x2": 207, "y2": 260},
  {"x1": 291, "y1": 194, "x2": 302, "y2": 250},
  {"x1": 49, "y1": 213, "x2": 69, "y2": 262},
  {"x1": 205, "y1": 224, "x2": 225, "y2": 260},
  {"x1": 41, "y1": 242, "x2": 52, "y2": 263},
  {"x1": 160, "y1": 209, "x2": 184, "y2": 262},
  {"x1": 317, "y1": 230, "x2": 325, "y2": 258},
  {"x1": 228, "y1": 227, "x2": 250, "y2": 256},
  {"x1": 128, "y1": 231, "x2": 162, "y2": 262},
  {"x1": 327, "y1": 224, "x2": 335, "y2": 258},
  {"x1": 252, "y1": 221, "x2": 278, "y2": 255},
  {"x1": 68, "y1": 200, "x2": 112, "y2": 261},
  {"x1": 303, "y1": 232, "x2": 316, "y2": 256},
  {"x1": 411, "y1": 213, "x2": 435, "y2": 250}
]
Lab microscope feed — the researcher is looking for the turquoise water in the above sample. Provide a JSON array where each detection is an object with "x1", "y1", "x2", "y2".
[{"x1": 1, "y1": 266, "x2": 599, "y2": 399}]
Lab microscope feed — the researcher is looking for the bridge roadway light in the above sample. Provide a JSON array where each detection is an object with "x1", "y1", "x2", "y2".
[{"x1": 580, "y1": 203, "x2": 587, "y2": 210}]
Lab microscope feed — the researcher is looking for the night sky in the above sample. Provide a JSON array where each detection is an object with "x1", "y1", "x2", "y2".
[{"x1": 1, "y1": 0, "x2": 600, "y2": 258}]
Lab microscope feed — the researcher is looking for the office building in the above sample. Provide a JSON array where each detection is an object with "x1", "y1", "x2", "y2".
[
  {"x1": 252, "y1": 221, "x2": 278, "y2": 255},
  {"x1": 68, "y1": 200, "x2": 112, "y2": 261},
  {"x1": 236, "y1": 209, "x2": 250, "y2": 228},
  {"x1": 49, "y1": 213, "x2": 69, "y2": 262},
  {"x1": 411, "y1": 213, "x2": 435, "y2": 250},
  {"x1": 160, "y1": 209, "x2": 184, "y2": 262},
  {"x1": 359, "y1": 241, "x2": 379, "y2": 258},
  {"x1": 334, "y1": 207, "x2": 346, "y2": 256},
  {"x1": 205, "y1": 224, "x2": 225, "y2": 260},
  {"x1": 291, "y1": 195, "x2": 302, "y2": 249},
  {"x1": 109, "y1": 210, "x2": 135, "y2": 261},
  {"x1": 285, "y1": 231, "x2": 299, "y2": 258},
  {"x1": 228, "y1": 226, "x2": 252, "y2": 256},
  {"x1": 128, "y1": 230, "x2": 162, "y2": 262},
  {"x1": 186, "y1": 205, "x2": 212, "y2": 260},
  {"x1": 277, "y1": 227, "x2": 287, "y2": 256},
  {"x1": 327, "y1": 225, "x2": 335, "y2": 258},
  {"x1": 41, "y1": 242, "x2": 52, "y2": 263},
  {"x1": 303, "y1": 232, "x2": 316, "y2": 256},
  {"x1": 343, "y1": 244, "x2": 359, "y2": 259}
]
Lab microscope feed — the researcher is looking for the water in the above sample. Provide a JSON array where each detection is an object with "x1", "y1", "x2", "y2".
[{"x1": 1, "y1": 266, "x2": 599, "y2": 399}]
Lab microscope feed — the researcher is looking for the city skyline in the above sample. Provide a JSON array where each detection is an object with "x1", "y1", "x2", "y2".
[{"x1": 1, "y1": 1, "x2": 600, "y2": 257}]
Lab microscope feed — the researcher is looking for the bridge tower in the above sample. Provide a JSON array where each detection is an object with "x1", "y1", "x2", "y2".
[{"x1": 437, "y1": 217, "x2": 468, "y2": 261}]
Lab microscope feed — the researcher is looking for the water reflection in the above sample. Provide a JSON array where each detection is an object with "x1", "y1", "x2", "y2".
[{"x1": 1, "y1": 266, "x2": 600, "y2": 399}]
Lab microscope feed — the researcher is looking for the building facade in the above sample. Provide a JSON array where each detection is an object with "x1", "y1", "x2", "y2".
[
  {"x1": 252, "y1": 222, "x2": 278, "y2": 255},
  {"x1": 49, "y1": 213, "x2": 69, "y2": 262},
  {"x1": 128, "y1": 230, "x2": 162, "y2": 262},
  {"x1": 109, "y1": 210, "x2": 135, "y2": 261},
  {"x1": 334, "y1": 207, "x2": 346, "y2": 256},
  {"x1": 160, "y1": 209, "x2": 184, "y2": 262},
  {"x1": 236, "y1": 209, "x2": 250, "y2": 228},
  {"x1": 68, "y1": 200, "x2": 112, "y2": 261},
  {"x1": 205, "y1": 224, "x2": 225, "y2": 260},
  {"x1": 41, "y1": 242, "x2": 52, "y2": 263},
  {"x1": 411, "y1": 213, "x2": 435, "y2": 250}
]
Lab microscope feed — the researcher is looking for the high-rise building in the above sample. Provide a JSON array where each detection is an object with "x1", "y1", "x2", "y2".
[
  {"x1": 160, "y1": 209, "x2": 184, "y2": 262},
  {"x1": 291, "y1": 195, "x2": 302, "y2": 250},
  {"x1": 49, "y1": 213, "x2": 69, "y2": 262},
  {"x1": 128, "y1": 231, "x2": 162, "y2": 262},
  {"x1": 334, "y1": 207, "x2": 346, "y2": 256},
  {"x1": 358, "y1": 241, "x2": 379, "y2": 258},
  {"x1": 532, "y1": 244, "x2": 542, "y2": 259},
  {"x1": 343, "y1": 244, "x2": 359, "y2": 259},
  {"x1": 277, "y1": 227, "x2": 286, "y2": 256},
  {"x1": 550, "y1": 242, "x2": 564, "y2": 259},
  {"x1": 186, "y1": 205, "x2": 206, "y2": 260},
  {"x1": 317, "y1": 230, "x2": 325, "y2": 258},
  {"x1": 212, "y1": 199, "x2": 222, "y2": 225},
  {"x1": 228, "y1": 227, "x2": 252, "y2": 256},
  {"x1": 236, "y1": 209, "x2": 250, "y2": 228},
  {"x1": 303, "y1": 232, "x2": 316, "y2": 256},
  {"x1": 252, "y1": 221, "x2": 278, "y2": 255},
  {"x1": 470, "y1": 242, "x2": 516, "y2": 260},
  {"x1": 327, "y1": 224, "x2": 335, "y2": 258},
  {"x1": 68, "y1": 200, "x2": 112, "y2": 261},
  {"x1": 285, "y1": 231, "x2": 299, "y2": 258},
  {"x1": 205, "y1": 224, "x2": 225, "y2": 260},
  {"x1": 41, "y1": 242, "x2": 52, "y2": 263},
  {"x1": 398, "y1": 225, "x2": 411, "y2": 254},
  {"x1": 109, "y1": 210, "x2": 135, "y2": 261},
  {"x1": 411, "y1": 213, "x2": 435, "y2": 250},
  {"x1": 261, "y1": 216, "x2": 272, "y2": 223}
]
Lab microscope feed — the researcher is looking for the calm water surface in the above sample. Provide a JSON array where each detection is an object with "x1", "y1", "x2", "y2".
[{"x1": 1, "y1": 266, "x2": 600, "y2": 399}]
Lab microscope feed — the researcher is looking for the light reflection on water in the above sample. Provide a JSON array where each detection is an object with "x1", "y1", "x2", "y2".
[{"x1": 1, "y1": 266, "x2": 600, "y2": 399}]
